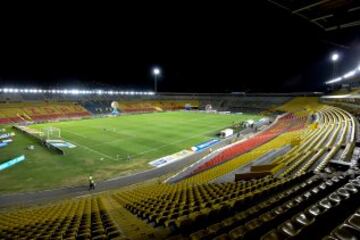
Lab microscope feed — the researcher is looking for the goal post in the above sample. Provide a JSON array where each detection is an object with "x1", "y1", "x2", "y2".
[{"x1": 42, "y1": 127, "x2": 61, "y2": 140}]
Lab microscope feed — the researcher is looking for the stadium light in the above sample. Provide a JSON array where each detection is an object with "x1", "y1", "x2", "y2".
[
  {"x1": 330, "y1": 52, "x2": 340, "y2": 79},
  {"x1": 325, "y1": 62, "x2": 360, "y2": 85},
  {"x1": 0, "y1": 87, "x2": 154, "y2": 96},
  {"x1": 152, "y1": 67, "x2": 161, "y2": 93},
  {"x1": 70, "y1": 89, "x2": 79, "y2": 95},
  {"x1": 343, "y1": 70, "x2": 357, "y2": 79},
  {"x1": 331, "y1": 53, "x2": 339, "y2": 62},
  {"x1": 325, "y1": 77, "x2": 342, "y2": 85},
  {"x1": 153, "y1": 68, "x2": 160, "y2": 75}
]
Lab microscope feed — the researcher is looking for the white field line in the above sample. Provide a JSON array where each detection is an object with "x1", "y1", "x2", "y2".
[
  {"x1": 129, "y1": 123, "x2": 227, "y2": 158},
  {"x1": 92, "y1": 119, "x2": 225, "y2": 146},
  {"x1": 87, "y1": 116, "x2": 231, "y2": 146},
  {"x1": 57, "y1": 114, "x2": 247, "y2": 161},
  {"x1": 61, "y1": 129, "x2": 116, "y2": 160},
  {"x1": 89, "y1": 126, "x2": 137, "y2": 138},
  {"x1": 61, "y1": 122, "x2": 221, "y2": 161},
  {"x1": 77, "y1": 116, "x2": 212, "y2": 145},
  {"x1": 97, "y1": 135, "x2": 138, "y2": 146},
  {"x1": 93, "y1": 113, "x2": 232, "y2": 130}
]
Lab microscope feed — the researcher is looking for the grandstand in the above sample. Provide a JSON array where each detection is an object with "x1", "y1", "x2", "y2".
[
  {"x1": 2, "y1": 0, "x2": 360, "y2": 238},
  {"x1": 1, "y1": 90, "x2": 360, "y2": 240},
  {"x1": 0, "y1": 102, "x2": 90, "y2": 124}
]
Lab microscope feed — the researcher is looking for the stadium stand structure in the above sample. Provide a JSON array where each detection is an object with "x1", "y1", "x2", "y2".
[
  {"x1": 83, "y1": 100, "x2": 113, "y2": 115},
  {"x1": 0, "y1": 93, "x2": 292, "y2": 124},
  {"x1": 0, "y1": 102, "x2": 90, "y2": 124},
  {"x1": 115, "y1": 100, "x2": 200, "y2": 113},
  {"x1": 321, "y1": 94, "x2": 360, "y2": 116},
  {"x1": 1, "y1": 95, "x2": 360, "y2": 240},
  {"x1": 189, "y1": 113, "x2": 306, "y2": 177},
  {"x1": 0, "y1": 99, "x2": 199, "y2": 123}
]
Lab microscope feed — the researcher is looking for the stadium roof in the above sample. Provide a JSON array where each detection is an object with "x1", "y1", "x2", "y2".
[{"x1": 268, "y1": 0, "x2": 360, "y2": 31}]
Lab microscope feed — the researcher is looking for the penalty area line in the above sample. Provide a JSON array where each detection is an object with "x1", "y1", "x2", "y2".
[{"x1": 61, "y1": 129, "x2": 116, "y2": 160}]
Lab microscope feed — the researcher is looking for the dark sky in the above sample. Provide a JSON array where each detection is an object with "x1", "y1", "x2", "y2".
[{"x1": 0, "y1": 2, "x2": 359, "y2": 92}]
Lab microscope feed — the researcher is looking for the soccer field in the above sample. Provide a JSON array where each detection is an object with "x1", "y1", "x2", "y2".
[{"x1": 0, "y1": 111, "x2": 261, "y2": 193}]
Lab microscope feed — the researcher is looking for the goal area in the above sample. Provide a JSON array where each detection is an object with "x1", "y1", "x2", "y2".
[{"x1": 42, "y1": 127, "x2": 61, "y2": 140}]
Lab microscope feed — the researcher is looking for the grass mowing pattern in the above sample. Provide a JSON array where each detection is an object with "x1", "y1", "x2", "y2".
[{"x1": 0, "y1": 111, "x2": 261, "y2": 193}]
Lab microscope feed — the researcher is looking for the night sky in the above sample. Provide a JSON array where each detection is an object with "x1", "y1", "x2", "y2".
[{"x1": 0, "y1": 2, "x2": 359, "y2": 93}]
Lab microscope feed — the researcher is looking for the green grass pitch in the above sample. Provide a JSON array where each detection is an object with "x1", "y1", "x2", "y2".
[{"x1": 0, "y1": 111, "x2": 261, "y2": 193}]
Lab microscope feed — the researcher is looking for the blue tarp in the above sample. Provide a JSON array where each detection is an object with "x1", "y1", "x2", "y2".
[
  {"x1": 0, "y1": 142, "x2": 8, "y2": 148},
  {"x1": 191, "y1": 139, "x2": 220, "y2": 152},
  {"x1": 0, "y1": 133, "x2": 13, "y2": 140},
  {"x1": 0, "y1": 155, "x2": 26, "y2": 171}
]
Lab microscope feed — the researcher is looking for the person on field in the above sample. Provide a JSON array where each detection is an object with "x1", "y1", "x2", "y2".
[{"x1": 89, "y1": 176, "x2": 95, "y2": 191}]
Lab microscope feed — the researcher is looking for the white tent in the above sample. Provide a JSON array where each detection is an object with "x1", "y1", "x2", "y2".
[{"x1": 220, "y1": 128, "x2": 234, "y2": 138}]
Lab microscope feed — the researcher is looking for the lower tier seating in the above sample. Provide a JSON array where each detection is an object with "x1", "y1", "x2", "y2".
[
  {"x1": 0, "y1": 197, "x2": 124, "y2": 240},
  {"x1": 187, "y1": 114, "x2": 307, "y2": 177},
  {"x1": 114, "y1": 169, "x2": 360, "y2": 240}
]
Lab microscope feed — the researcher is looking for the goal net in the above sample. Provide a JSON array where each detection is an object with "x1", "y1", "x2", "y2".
[{"x1": 42, "y1": 127, "x2": 61, "y2": 140}]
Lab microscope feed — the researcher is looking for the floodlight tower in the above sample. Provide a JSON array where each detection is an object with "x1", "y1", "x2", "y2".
[
  {"x1": 331, "y1": 52, "x2": 339, "y2": 78},
  {"x1": 152, "y1": 67, "x2": 161, "y2": 93}
]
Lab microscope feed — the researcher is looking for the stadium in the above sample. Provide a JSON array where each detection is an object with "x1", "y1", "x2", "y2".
[{"x1": 1, "y1": 1, "x2": 360, "y2": 240}]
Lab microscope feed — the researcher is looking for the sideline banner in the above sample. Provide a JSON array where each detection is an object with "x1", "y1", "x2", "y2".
[
  {"x1": 0, "y1": 132, "x2": 15, "y2": 140},
  {"x1": 0, "y1": 155, "x2": 25, "y2": 171},
  {"x1": 46, "y1": 139, "x2": 76, "y2": 149},
  {"x1": 149, "y1": 150, "x2": 193, "y2": 168},
  {"x1": 191, "y1": 139, "x2": 219, "y2": 152},
  {"x1": 0, "y1": 142, "x2": 8, "y2": 148}
]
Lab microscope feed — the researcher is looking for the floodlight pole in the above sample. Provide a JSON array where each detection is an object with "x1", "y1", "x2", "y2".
[
  {"x1": 332, "y1": 61, "x2": 337, "y2": 79},
  {"x1": 152, "y1": 67, "x2": 160, "y2": 93},
  {"x1": 154, "y1": 74, "x2": 158, "y2": 93},
  {"x1": 331, "y1": 53, "x2": 339, "y2": 79}
]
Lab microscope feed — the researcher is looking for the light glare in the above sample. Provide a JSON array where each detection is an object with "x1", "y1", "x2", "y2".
[
  {"x1": 325, "y1": 77, "x2": 342, "y2": 85},
  {"x1": 343, "y1": 70, "x2": 356, "y2": 79},
  {"x1": 331, "y1": 53, "x2": 339, "y2": 62},
  {"x1": 0, "y1": 88, "x2": 154, "y2": 96},
  {"x1": 153, "y1": 67, "x2": 160, "y2": 75}
]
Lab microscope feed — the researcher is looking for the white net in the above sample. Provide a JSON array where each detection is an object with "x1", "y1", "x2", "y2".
[{"x1": 43, "y1": 127, "x2": 61, "y2": 140}]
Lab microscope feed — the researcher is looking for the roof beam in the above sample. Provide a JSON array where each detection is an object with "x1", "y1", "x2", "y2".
[
  {"x1": 325, "y1": 20, "x2": 360, "y2": 31},
  {"x1": 348, "y1": 6, "x2": 360, "y2": 12},
  {"x1": 267, "y1": 0, "x2": 326, "y2": 29},
  {"x1": 311, "y1": 14, "x2": 333, "y2": 22},
  {"x1": 292, "y1": 0, "x2": 331, "y2": 13},
  {"x1": 267, "y1": 0, "x2": 291, "y2": 11}
]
